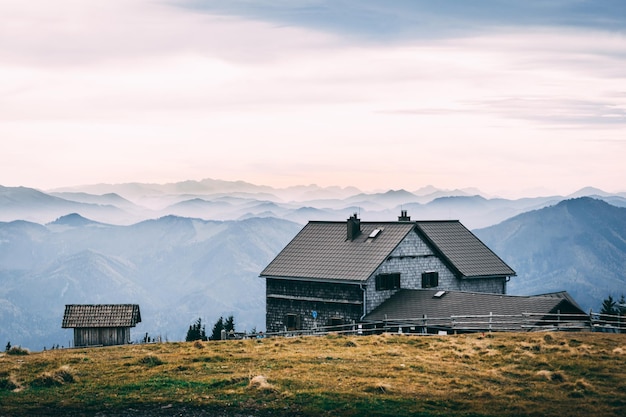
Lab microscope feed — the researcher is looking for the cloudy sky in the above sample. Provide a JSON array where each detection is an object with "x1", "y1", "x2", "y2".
[{"x1": 1, "y1": 0, "x2": 625, "y2": 197}]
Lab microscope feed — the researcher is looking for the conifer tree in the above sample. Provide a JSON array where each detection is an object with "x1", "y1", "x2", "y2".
[
  {"x1": 185, "y1": 318, "x2": 207, "y2": 342},
  {"x1": 210, "y1": 316, "x2": 224, "y2": 341},
  {"x1": 224, "y1": 315, "x2": 235, "y2": 332},
  {"x1": 601, "y1": 295, "x2": 617, "y2": 315}
]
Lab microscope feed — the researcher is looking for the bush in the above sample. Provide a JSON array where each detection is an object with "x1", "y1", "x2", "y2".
[{"x1": 7, "y1": 346, "x2": 29, "y2": 356}]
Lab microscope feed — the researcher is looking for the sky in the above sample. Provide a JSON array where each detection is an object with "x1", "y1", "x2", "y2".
[{"x1": 1, "y1": 0, "x2": 625, "y2": 198}]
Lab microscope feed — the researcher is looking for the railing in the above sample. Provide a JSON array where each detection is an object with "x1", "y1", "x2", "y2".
[
  {"x1": 256, "y1": 311, "x2": 625, "y2": 338},
  {"x1": 589, "y1": 311, "x2": 625, "y2": 333}
]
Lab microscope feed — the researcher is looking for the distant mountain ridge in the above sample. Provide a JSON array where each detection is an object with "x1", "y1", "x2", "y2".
[
  {"x1": 0, "y1": 214, "x2": 301, "y2": 350},
  {"x1": 475, "y1": 197, "x2": 626, "y2": 312},
  {"x1": 3, "y1": 180, "x2": 625, "y2": 229},
  {"x1": 3, "y1": 180, "x2": 626, "y2": 350}
]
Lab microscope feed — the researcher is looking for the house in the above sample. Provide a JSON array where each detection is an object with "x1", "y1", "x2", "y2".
[
  {"x1": 62, "y1": 304, "x2": 141, "y2": 347},
  {"x1": 260, "y1": 211, "x2": 516, "y2": 333},
  {"x1": 363, "y1": 289, "x2": 590, "y2": 333}
]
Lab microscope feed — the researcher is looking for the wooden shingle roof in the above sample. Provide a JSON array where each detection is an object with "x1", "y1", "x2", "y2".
[
  {"x1": 62, "y1": 304, "x2": 141, "y2": 328},
  {"x1": 260, "y1": 219, "x2": 515, "y2": 282}
]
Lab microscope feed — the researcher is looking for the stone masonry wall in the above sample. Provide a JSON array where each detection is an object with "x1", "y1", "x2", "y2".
[
  {"x1": 364, "y1": 230, "x2": 505, "y2": 313},
  {"x1": 266, "y1": 278, "x2": 363, "y2": 333}
]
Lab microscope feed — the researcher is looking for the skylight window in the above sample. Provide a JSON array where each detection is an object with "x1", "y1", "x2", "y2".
[{"x1": 369, "y1": 229, "x2": 382, "y2": 238}]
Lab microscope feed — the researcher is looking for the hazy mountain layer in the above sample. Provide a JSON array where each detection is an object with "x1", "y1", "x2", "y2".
[
  {"x1": 0, "y1": 215, "x2": 301, "y2": 351},
  {"x1": 475, "y1": 197, "x2": 626, "y2": 312},
  {"x1": 4, "y1": 181, "x2": 626, "y2": 229},
  {"x1": 3, "y1": 179, "x2": 626, "y2": 350}
]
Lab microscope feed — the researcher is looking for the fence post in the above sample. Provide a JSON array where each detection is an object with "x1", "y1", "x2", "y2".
[{"x1": 489, "y1": 312, "x2": 492, "y2": 332}]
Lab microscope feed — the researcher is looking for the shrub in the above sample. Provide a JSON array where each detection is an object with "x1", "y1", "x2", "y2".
[{"x1": 7, "y1": 346, "x2": 29, "y2": 356}]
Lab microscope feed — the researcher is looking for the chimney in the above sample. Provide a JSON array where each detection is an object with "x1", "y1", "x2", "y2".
[
  {"x1": 347, "y1": 213, "x2": 361, "y2": 240},
  {"x1": 398, "y1": 210, "x2": 411, "y2": 221}
]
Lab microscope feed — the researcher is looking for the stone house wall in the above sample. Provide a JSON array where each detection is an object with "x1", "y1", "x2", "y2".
[
  {"x1": 364, "y1": 230, "x2": 505, "y2": 313},
  {"x1": 265, "y1": 278, "x2": 363, "y2": 333}
]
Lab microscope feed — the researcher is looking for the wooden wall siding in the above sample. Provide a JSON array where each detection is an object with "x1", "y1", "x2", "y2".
[
  {"x1": 73, "y1": 327, "x2": 131, "y2": 347},
  {"x1": 266, "y1": 278, "x2": 363, "y2": 333}
]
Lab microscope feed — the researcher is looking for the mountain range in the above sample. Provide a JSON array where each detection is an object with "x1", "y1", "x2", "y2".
[
  {"x1": 0, "y1": 214, "x2": 300, "y2": 350},
  {"x1": 3, "y1": 181, "x2": 626, "y2": 229},
  {"x1": 475, "y1": 197, "x2": 626, "y2": 313},
  {"x1": 1, "y1": 179, "x2": 625, "y2": 350}
]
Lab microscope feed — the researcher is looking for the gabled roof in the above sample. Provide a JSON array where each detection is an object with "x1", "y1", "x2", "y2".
[
  {"x1": 260, "y1": 221, "x2": 415, "y2": 282},
  {"x1": 260, "y1": 219, "x2": 515, "y2": 282},
  {"x1": 415, "y1": 221, "x2": 516, "y2": 278},
  {"x1": 62, "y1": 304, "x2": 141, "y2": 328},
  {"x1": 364, "y1": 289, "x2": 587, "y2": 325}
]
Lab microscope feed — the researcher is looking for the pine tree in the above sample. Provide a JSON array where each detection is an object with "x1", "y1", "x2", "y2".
[
  {"x1": 210, "y1": 316, "x2": 224, "y2": 341},
  {"x1": 600, "y1": 295, "x2": 617, "y2": 322},
  {"x1": 185, "y1": 318, "x2": 207, "y2": 342},
  {"x1": 5, "y1": 341, "x2": 10, "y2": 352},
  {"x1": 618, "y1": 295, "x2": 626, "y2": 314},
  {"x1": 601, "y1": 295, "x2": 617, "y2": 315},
  {"x1": 224, "y1": 315, "x2": 235, "y2": 332}
]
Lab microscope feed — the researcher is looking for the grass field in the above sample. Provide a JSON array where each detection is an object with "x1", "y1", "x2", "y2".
[{"x1": 1, "y1": 332, "x2": 625, "y2": 416}]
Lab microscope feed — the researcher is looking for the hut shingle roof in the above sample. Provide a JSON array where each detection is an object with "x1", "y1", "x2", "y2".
[{"x1": 62, "y1": 304, "x2": 141, "y2": 328}]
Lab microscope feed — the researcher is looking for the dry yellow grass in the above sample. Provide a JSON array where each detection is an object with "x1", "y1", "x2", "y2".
[{"x1": 1, "y1": 332, "x2": 625, "y2": 416}]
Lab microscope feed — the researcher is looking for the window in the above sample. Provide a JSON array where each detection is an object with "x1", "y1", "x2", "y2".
[
  {"x1": 375, "y1": 273, "x2": 401, "y2": 291},
  {"x1": 285, "y1": 313, "x2": 301, "y2": 331},
  {"x1": 328, "y1": 317, "x2": 344, "y2": 329},
  {"x1": 422, "y1": 271, "x2": 439, "y2": 288}
]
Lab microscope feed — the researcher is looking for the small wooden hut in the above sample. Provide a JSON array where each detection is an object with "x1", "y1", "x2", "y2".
[{"x1": 62, "y1": 304, "x2": 141, "y2": 347}]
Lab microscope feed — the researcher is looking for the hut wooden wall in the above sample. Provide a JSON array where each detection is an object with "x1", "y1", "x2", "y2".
[{"x1": 73, "y1": 327, "x2": 131, "y2": 347}]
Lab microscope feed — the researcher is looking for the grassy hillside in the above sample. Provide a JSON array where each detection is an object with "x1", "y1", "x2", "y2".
[{"x1": 1, "y1": 332, "x2": 625, "y2": 416}]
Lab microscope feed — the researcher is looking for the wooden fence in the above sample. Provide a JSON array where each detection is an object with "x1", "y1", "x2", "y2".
[{"x1": 256, "y1": 311, "x2": 625, "y2": 339}]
